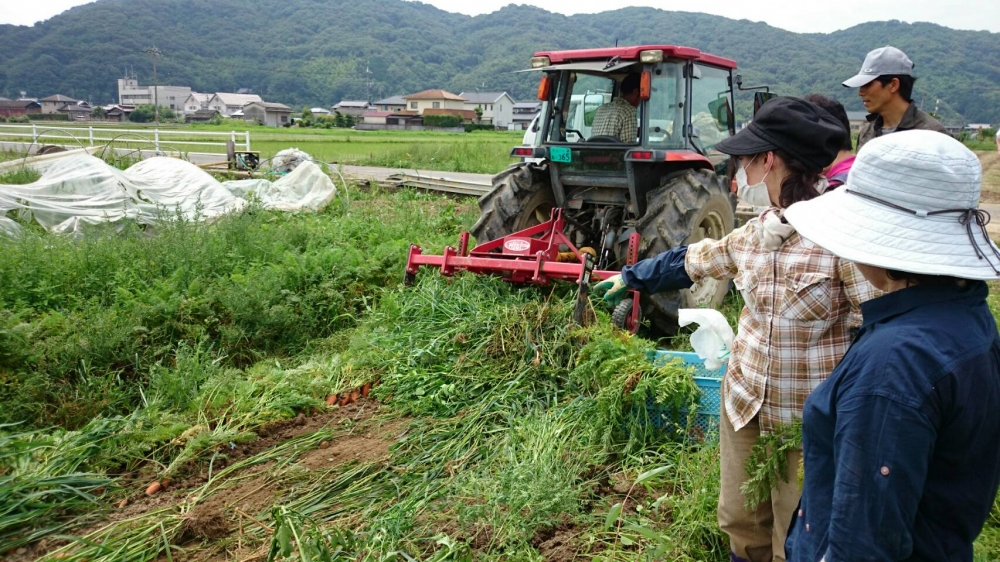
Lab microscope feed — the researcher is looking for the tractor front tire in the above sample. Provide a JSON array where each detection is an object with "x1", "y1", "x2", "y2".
[
  {"x1": 633, "y1": 169, "x2": 736, "y2": 335},
  {"x1": 470, "y1": 162, "x2": 554, "y2": 245}
]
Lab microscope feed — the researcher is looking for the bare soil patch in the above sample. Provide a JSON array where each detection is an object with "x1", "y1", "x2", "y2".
[{"x1": 531, "y1": 520, "x2": 584, "y2": 562}]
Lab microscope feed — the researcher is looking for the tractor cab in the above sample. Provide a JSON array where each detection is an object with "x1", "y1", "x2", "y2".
[{"x1": 516, "y1": 46, "x2": 738, "y2": 204}]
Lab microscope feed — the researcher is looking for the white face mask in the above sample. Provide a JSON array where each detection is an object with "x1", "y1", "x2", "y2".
[{"x1": 736, "y1": 156, "x2": 773, "y2": 207}]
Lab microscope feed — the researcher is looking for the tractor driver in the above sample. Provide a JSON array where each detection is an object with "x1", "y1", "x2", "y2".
[{"x1": 590, "y1": 73, "x2": 641, "y2": 143}]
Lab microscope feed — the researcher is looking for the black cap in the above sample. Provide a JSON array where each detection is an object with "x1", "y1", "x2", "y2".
[{"x1": 715, "y1": 96, "x2": 847, "y2": 170}]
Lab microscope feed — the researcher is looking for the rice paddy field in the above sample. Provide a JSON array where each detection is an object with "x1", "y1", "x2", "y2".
[
  {"x1": 0, "y1": 123, "x2": 521, "y2": 175},
  {"x1": 1, "y1": 157, "x2": 1000, "y2": 561}
]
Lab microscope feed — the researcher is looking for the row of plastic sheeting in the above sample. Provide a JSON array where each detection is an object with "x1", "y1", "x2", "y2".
[{"x1": 0, "y1": 152, "x2": 338, "y2": 236}]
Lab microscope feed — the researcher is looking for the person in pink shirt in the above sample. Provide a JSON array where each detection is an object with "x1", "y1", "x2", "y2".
[{"x1": 804, "y1": 94, "x2": 855, "y2": 189}]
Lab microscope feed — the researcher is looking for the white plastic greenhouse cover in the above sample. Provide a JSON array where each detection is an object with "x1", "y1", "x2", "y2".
[{"x1": 0, "y1": 154, "x2": 338, "y2": 235}]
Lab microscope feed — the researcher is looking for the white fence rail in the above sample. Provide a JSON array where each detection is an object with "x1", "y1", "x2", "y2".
[{"x1": 0, "y1": 124, "x2": 251, "y2": 155}]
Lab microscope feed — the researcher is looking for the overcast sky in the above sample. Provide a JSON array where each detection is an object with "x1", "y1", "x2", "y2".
[{"x1": 0, "y1": 0, "x2": 998, "y2": 33}]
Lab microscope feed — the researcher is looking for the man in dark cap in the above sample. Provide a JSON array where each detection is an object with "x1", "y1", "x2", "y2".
[{"x1": 843, "y1": 46, "x2": 949, "y2": 150}]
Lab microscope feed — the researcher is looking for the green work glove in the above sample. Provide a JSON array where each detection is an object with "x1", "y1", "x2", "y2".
[{"x1": 593, "y1": 274, "x2": 629, "y2": 306}]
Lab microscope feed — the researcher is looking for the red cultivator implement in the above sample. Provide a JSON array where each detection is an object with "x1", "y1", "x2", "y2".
[{"x1": 405, "y1": 208, "x2": 642, "y2": 333}]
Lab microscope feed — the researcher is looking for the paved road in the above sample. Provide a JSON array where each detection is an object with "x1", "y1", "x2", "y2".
[{"x1": 336, "y1": 164, "x2": 492, "y2": 186}]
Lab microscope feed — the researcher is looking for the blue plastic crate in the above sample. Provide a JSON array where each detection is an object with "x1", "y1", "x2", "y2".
[{"x1": 644, "y1": 350, "x2": 725, "y2": 441}]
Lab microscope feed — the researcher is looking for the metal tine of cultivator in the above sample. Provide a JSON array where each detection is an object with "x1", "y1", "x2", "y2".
[{"x1": 404, "y1": 208, "x2": 623, "y2": 286}]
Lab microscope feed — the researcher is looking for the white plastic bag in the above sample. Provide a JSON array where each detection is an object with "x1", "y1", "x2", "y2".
[{"x1": 678, "y1": 308, "x2": 735, "y2": 370}]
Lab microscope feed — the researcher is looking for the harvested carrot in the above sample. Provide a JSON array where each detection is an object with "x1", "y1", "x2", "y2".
[{"x1": 145, "y1": 481, "x2": 162, "y2": 495}]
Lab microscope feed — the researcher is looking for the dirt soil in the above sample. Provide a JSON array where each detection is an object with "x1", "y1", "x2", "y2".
[
  {"x1": 18, "y1": 398, "x2": 408, "y2": 562},
  {"x1": 531, "y1": 520, "x2": 584, "y2": 562}
]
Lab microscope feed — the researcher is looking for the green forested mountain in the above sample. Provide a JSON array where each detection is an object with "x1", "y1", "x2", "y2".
[{"x1": 1, "y1": 0, "x2": 998, "y2": 123}]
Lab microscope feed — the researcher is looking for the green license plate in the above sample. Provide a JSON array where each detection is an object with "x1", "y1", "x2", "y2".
[{"x1": 549, "y1": 146, "x2": 572, "y2": 163}]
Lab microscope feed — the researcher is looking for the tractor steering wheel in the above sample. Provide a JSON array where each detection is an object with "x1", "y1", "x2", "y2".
[{"x1": 586, "y1": 135, "x2": 625, "y2": 143}]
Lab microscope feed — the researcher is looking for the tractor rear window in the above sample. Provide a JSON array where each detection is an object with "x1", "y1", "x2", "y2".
[{"x1": 547, "y1": 73, "x2": 617, "y2": 144}]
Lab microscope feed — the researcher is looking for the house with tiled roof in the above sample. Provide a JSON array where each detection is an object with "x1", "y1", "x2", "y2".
[
  {"x1": 0, "y1": 100, "x2": 41, "y2": 118},
  {"x1": 207, "y1": 93, "x2": 263, "y2": 117},
  {"x1": 332, "y1": 100, "x2": 373, "y2": 117},
  {"x1": 40, "y1": 94, "x2": 78, "y2": 115},
  {"x1": 403, "y1": 90, "x2": 466, "y2": 114}
]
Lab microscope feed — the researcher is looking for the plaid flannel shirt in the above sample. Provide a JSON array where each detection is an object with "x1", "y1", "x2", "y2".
[
  {"x1": 590, "y1": 98, "x2": 637, "y2": 143},
  {"x1": 685, "y1": 217, "x2": 879, "y2": 433}
]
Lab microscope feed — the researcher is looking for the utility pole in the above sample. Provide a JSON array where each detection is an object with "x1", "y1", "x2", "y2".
[
  {"x1": 144, "y1": 47, "x2": 162, "y2": 124},
  {"x1": 364, "y1": 64, "x2": 374, "y2": 103}
]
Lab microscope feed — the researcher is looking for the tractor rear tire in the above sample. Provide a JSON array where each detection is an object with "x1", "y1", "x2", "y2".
[
  {"x1": 470, "y1": 162, "x2": 554, "y2": 245},
  {"x1": 632, "y1": 169, "x2": 736, "y2": 335}
]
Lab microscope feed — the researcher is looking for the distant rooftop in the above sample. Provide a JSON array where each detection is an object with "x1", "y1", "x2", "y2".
[
  {"x1": 246, "y1": 101, "x2": 292, "y2": 111},
  {"x1": 375, "y1": 95, "x2": 407, "y2": 105},
  {"x1": 334, "y1": 100, "x2": 372, "y2": 108},
  {"x1": 404, "y1": 90, "x2": 465, "y2": 101},
  {"x1": 213, "y1": 93, "x2": 263, "y2": 105},
  {"x1": 0, "y1": 100, "x2": 41, "y2": 109},
  {"x1": 41, "y1": 94, "x2": 78, "y2": 102},
  {"x1": 458, "y1": 92, "x2": 510, "y2": 104}
]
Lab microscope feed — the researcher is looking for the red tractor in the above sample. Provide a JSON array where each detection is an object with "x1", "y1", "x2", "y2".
[{"x1": 408, "y1": 45, "x2": 772, "y2": 334}]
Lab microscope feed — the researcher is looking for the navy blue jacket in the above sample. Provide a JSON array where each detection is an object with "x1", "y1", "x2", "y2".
[
  {"x1": 621, "y1": 246, "x2": 693, "y2": 293},
  {"x1": 786, "y1": 281, "x2": 1000, "y2": 561}
]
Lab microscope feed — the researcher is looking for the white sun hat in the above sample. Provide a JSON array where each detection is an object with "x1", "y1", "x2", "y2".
[{"x1": 784, "y1": 130, "x2": 1000, "y2": 280}]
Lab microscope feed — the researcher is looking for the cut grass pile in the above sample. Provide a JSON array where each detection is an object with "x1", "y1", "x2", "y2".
[{"x1": 2, "y1": 180, "x2": 1000, "y2": 561}]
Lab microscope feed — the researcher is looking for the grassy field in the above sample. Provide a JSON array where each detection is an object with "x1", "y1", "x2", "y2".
[
  {"x1": 979, "y1": 150, "x2": 1000, "y2": 204},
  {"x1": 2, "y1": 155, "x2": 1000, "y2": 561},
  {"x1": 0, "y1": 122, "x2": 521, "y2": 175}
]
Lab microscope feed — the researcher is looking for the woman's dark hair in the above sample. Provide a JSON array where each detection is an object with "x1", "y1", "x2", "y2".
[
  {"x1": 775, "y1": 149, "x2": 823, "y2": 207},
  {"x1": 885, "y1": 270, "x2": 967, "y2": 287},
  {"x1": 876, "y1": 75, "x2": 917, "y2": 103},
  {"x1": 802, "y1": 94, "x2": 853, "y2": 152}
]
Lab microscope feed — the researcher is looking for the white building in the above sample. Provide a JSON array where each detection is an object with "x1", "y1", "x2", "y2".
[
  {"x1": 116, "y1": 77, "x2": 191, "y2": 111},
  {"x1": 458, "y1": 91, "x2": 515, "y2": 128},
  {"x1": 183, "y1": 93, "x2": 213, "y2": 114},
  {"x1": 207, "y1": 93, "x2": 264, "y2": 117}
]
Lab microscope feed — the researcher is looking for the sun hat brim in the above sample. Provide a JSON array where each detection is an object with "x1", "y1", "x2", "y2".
[
  {"x1": 714, "y1": 125, "x2": 776, "y2": 157},
  {"x1": 842, "y1": 74, "x2": 878, "y2": 88},
  {"x1": 784, "y1": 188, "x2": 1000, "y2": 280}
]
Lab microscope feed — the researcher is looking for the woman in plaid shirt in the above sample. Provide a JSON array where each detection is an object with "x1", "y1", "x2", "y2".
[{"x1": 596, "y1": 97, "x2": 879, "y2": 562}]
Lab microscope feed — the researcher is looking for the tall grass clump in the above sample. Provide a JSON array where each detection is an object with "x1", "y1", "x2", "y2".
[{"x1": 0, "y1": 189, "x2": 476, "y2": 429}]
